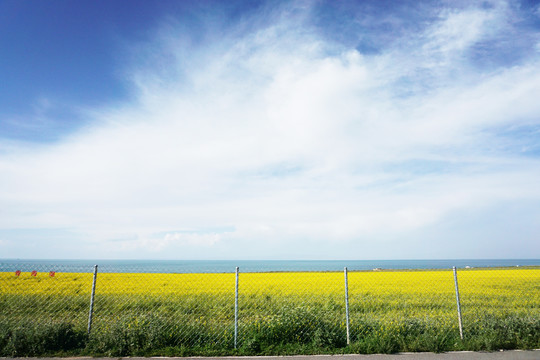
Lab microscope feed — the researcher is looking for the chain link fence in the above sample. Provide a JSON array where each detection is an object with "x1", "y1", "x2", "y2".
[{"x1": 1, "y1": 262, "x2": 539, "y2": 356}]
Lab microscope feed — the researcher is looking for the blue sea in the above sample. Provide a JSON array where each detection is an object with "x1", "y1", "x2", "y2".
[{"x1": 1, "y1": 259, "x2": 539, "y2": 273}]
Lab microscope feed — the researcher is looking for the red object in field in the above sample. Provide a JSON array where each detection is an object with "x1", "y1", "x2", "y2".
[
  {"x1": 15, "y1": 270, "x2": 21, "y2": 276},
  {"x1": 49, "y1": 271, "x2": 55, "y2": 277},
  {"x1": 31, "y1": 270, "x2": 37, "y2": 276}
]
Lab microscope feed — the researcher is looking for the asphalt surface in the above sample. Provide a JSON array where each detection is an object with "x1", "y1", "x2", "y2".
[{"x1": 3, "y1": 350, "x2": 539, "y2": 360}]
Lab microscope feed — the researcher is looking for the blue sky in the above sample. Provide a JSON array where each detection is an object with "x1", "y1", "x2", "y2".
[{"x1": 1, "y1": 0, "x2": 540, "y2": 260}]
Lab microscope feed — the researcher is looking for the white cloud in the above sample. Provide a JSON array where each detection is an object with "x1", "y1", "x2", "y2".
[
  {"x1": 164, "y1": 232, "x2": 222, "y2": 247},
  {"x1": 1, "y1": 0, "x2": 539, "y2": 259}
]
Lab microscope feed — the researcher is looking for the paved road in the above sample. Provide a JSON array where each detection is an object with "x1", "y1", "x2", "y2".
[{"x1": 4, "y1": 350, "x2": 539, "y2": 360}]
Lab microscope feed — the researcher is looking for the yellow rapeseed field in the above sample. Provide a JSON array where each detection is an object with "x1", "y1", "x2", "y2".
[
  {"x1": 1, "y1": 267, "x2": 539, "y2": 354},
  {"x1": 2, "y1": 268, "x2": 538, "y2": 315}
]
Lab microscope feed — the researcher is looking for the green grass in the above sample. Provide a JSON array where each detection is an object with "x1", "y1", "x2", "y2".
[{"x1": 1, "y1": 305, "x2": 539, "y2": 356}]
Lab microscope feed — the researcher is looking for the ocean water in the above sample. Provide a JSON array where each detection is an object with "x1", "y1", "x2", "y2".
[{"x1": 1, "y1": 259, "x2": 538, "y2": 273}]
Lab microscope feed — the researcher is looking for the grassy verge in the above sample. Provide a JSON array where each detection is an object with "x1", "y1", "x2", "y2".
[{"x1": 1, "y1": 313, "x2": 539, "y2": 356}]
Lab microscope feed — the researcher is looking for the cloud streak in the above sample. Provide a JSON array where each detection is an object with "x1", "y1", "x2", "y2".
[{"x1": 1, "y1": 0, "x2": 539, "y2": 259}]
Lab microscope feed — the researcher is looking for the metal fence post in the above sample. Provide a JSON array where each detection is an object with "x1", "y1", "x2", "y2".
[
  {"x1": 453, "y1": 266, "x2": 463, "y2": 339},
  {"x1": 87, "y1": 264, "x2": 98, "y2": 335},
  {"x1": 344, "y1": 267, "x2": 350, "y2": 345},
  {"x1": 234, "y1": 266, "x2": 239, "y2": 349}
]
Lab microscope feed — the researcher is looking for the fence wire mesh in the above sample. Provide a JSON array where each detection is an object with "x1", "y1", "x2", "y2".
[
  {"x1": 0, "y1": 262, "x2": 539, "y2": 355},
  {"x1": 89, "y1": 267, "x2": 236, "y2": 352}
]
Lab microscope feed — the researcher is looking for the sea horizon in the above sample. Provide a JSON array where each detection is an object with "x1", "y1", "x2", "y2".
[{"x1": 1, "y1": 258, "x2": 539, "y2": 273}]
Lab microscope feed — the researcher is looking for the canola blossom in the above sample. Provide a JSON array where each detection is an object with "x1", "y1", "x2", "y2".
[
  {"x1": 3, "y1": 268, "x2": 538, "y2": 298},
  {"x1": 2, "y1": 268, "x2": 538, "y2": 321}
]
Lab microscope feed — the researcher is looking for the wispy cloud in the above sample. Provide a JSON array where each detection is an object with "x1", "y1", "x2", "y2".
[{"x1": 1, "y1": 0, "x2": 539, "y2": 259}]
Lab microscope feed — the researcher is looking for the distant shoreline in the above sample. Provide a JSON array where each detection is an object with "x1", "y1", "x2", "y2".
[{"x1": 1, "y1": 259, "x2": 539, "y2": 273}]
